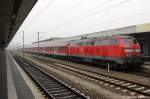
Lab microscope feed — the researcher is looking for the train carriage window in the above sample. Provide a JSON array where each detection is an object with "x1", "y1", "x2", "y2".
[
  {"x1": 101, "y1": 39, "x2": 109, "y2": 45},
  {"x1": 103, "y1": 39, "x2": 109, "y2": 45},
  {"x1": 83, "y1": 41, "x2": 87, "y2": 46},
  {"x1": 90, "y1": 41, "x2": 95, "y2": 45},
  {"x1": 133, "y1": 39, "x2": 138, "y2": 44},
  {"x1": 95, "y1": 40, "x2": 102, "y2": 45},
  {"x1": 124, "y1": 38, "x2": 138, "y2": 44},
  {"x1": 110, "y1": 39, "x2": 118, "y2": 45},
  {"x1": 79, "y1": 42, "x2": 83, "y2": 46},
  {"x1": 95, "y1": 39, "x2": 106, "y2": 45},
  {"x1": 78, "y1": 42, "x2": 80, "y2": 46},
  {"x1": 85, "y1": 42, "x2": 89, "y2": 45}
]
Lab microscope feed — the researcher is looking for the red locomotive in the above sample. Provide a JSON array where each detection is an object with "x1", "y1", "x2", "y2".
[{"x1": 25, "y1": 35, "x2": 143, "y2": 69}]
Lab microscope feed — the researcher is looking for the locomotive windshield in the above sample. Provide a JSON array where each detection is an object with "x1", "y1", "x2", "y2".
[{"x1": 124, "y1": 38, "x2": 138, "y2": 44}]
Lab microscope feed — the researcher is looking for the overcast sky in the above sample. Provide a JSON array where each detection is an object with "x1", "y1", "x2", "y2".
[{"x1": 9, "y1": 0, "x2": 150, "y2": 47}]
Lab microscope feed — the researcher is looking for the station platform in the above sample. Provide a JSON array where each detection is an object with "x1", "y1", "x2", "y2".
[
  {"x1": 0, "y1": 49, "x2": 7, "y2": 99},
  {"x1": 0, "y1": 49, "x2": 42, "y2": 99}
]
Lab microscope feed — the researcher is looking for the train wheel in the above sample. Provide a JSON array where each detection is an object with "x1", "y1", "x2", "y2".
[
  {"x1": 110, "y1": 62, "x2": 118, "y2": 70},
  {"x1": 93, "y1": 60, "x2": 97, "y2": 66},
  {"x1": 100, "y1": 60, "x2": 107, "y2": 68},
  {"x1": 92, "y1": 59, "x2": 99, "y2": 66}
]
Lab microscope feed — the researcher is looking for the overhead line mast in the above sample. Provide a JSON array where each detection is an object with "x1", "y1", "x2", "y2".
[
  {"x1": 23, "y1": 31, "x2": 24, "y2": 56},
  {"x1": 38, "y1": 32, "x2": 40, "y2": 51}
]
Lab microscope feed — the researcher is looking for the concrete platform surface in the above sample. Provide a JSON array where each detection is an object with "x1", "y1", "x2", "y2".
[
  {"x1": 0, "y1": 49, "x2": 40, "y2": 99},
  {"x1": 7, "y1": 52, "x2": 35, "y2": 99},
  {"x1": 0, "y1": 49, "x2": 7, "y2": 99}
]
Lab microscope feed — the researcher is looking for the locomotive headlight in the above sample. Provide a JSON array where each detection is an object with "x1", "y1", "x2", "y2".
[
  {"x1": 124, "y1": 49, "x2": 133, "y2": 52},
  {"x1": 124, "y1": 49, "x2": 141, "y2": 53},
  {"x1": 135, "y1": 49, "x2": 140, "y2": 52}
]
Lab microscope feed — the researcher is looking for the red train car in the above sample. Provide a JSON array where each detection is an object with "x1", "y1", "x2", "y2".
[
  {"x1": 67, "y1": 35, "x2": 143, "y2": 68},
  {"x1": 25, "y1": 35, "x2": 143, "y2": 68}
]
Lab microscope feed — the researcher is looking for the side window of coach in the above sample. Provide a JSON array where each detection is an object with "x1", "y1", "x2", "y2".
[
  {"x1": 90, "y1": 41, "x2": 95, "y2": 45},
  {"x1": 95, "y1": 40, "x2": 101, "y2": 45},
  {"x1": 102, "y1": 39, "x2": 109, "y2": 45},
  {"x1": 95, "y1": 39, "x2": 109, "y2": 45},
  {"x1": 85, "y1": 42, "x2": 90, "y2": 45},
  {"x1": 110, "y1": 39, "x2": 118, "y2": 45},
  {"x1": 78, "y1": 42, "x2": 83, "y2": 46}
]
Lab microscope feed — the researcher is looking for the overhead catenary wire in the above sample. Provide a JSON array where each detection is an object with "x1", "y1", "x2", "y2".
[
  {"x1": 40, "y1": 0, "x2": 85, "y2": 31},
  {"x1": 19, "y1": 0, "x2": 134, "y2": 45},
  {"x1": 86, "y1": 0, "x2": 131, "y2": 17},
  {"x1": 43, "y1": 10, "x2": 150, "y2": 38},
  {"x1": 74, "y1": 10, "x2": 150, "y2": 31},
  {"x1": 24, "y1": 0, "x2": 55, "y2": 29},
  {"x1": 25, "y1": 0, "x2": 84, "y2": 36},
  {"x1": 25, "y1": 0, "x2": 119, "y2": 35},
  {"x1": 44, "y1": 0, "x2": 110, "y2": 32},
  {"x1": 62, "y1": 0, "x2": 85, "y2": 13},
  {"x1": 45, "y1": 0, "x2": 130, "y2": 33}
]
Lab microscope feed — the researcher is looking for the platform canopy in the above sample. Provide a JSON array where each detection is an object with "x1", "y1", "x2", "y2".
[{"x1": 0, "y1": 0, "x2": 37, "y2": 47}]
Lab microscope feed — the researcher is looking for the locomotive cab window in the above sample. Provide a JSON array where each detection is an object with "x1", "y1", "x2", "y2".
[
  {"x1": 124, "y1": 38, "x2": 138, "y2": 44},
  {"x1": 133, "y1": 39, "x2": 138, "y2": 44}
]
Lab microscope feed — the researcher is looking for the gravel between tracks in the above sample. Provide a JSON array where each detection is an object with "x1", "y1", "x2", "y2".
[
  {"x1": 23, "y1": 54, "x2": 145, "y2": 99},
  {"x1": 27, "y1": 53, "x2": 150, "y2": 87}
]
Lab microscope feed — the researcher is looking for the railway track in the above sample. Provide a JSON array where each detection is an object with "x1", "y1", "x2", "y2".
[
  {"x1": 31, "y1": 55, "x2": 150, "y2": 98},
  {"x1": 126, "y1": 70, "x2": 150, "y2": 78},
  {"x1": 114, "y1": 67, "x2": 150, "y2": 78},
  {"x1": 33, "y1": 52, "x2": 150, "y2": 78},
  {"x1": 14, "y1": 56, "x2": 88, "y2": 99},
  {"x1": 26, "y1": 52, "x2": 150, "y2": 78}
]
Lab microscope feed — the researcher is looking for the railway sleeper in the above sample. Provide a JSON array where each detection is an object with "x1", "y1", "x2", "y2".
[
  {"x1": 48, "y1": 87, "x2": 68, "y2": 91},
  {"x1": 51, "y1": 86, "x2": 65, "y2": 90},
  {"x1": 40, "y1": 81, "x2": 57, "y2": 85},
  {"x1": 44, "y1": 85, "x2": 62, "y2": 89},
  {"x1": 57, "y1": 94, "x2": 78, "y2": 99},
  {"x1": 52, "y1": 91, "x2": 73, "y2": 97},
  {"x1": 50, "y1": 89, "x2": 68, "y2": 93}
]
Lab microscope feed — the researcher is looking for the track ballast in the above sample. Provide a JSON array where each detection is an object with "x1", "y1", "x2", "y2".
[
  {"x1": 14, "y1": 56, "x2": 88, "y2": 99},
  {"x1": 31, "y1": 55, "x2": 150, "y2": 98}
]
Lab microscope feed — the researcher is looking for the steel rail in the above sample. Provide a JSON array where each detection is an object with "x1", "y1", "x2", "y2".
[
  {"x1": 14, "y1": 56, "x2": 88, "y2": 99},
  {"x1": 32, "y1": 56, "x2": 150, "y2": 97}
]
